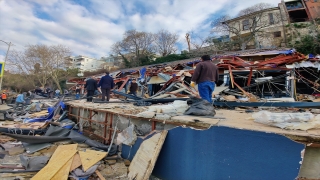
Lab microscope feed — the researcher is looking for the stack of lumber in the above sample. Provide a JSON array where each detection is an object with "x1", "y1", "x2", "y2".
[{"x1": 31, "y1": 144, "x2": 107, "y2": 180}]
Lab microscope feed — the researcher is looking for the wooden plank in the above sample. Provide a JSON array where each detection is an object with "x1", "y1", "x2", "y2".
[
  {"x1": 31, "y1": 144, "x2": 77, "y2": 180},
  {"x1": 78, "y1": 149, "x2": 108, "y2": 171},
  {"x1": 70, "y1": 153, "x2": 82, "y2": 171},
  {"x1": 1, "y1": 172, "x2": 36, "y2": 177},
  {"x1": 298, "y1": 146, "x2": 320, "y2": 179},
  {"x1": 49, "y1": 144, "x2": 77, "y2": 163},
  {"x1": 128, "y1": 131, "x2": 168, "y2": 180},
  {"x1": 51, "y1": 155, "x2": 74, "y2": 180},
  {"x1": 95, "y1": 170, "x2": 106, "y2": 180}
]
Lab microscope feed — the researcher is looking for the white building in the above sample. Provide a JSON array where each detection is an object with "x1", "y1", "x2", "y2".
[{"x1": 66, "y1": 55, "x2": 105, "y2": 72}]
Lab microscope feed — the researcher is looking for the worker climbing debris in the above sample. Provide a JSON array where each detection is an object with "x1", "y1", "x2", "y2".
[{"x1": 190, "y1": 55, "x2": 219, "y2": 104}]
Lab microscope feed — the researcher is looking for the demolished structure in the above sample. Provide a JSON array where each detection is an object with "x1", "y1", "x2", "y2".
[{"x1": 1, "y1": 49, "x2": 320, "y2": 179}]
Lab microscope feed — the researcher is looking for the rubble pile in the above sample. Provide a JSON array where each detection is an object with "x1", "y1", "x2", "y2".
[{"x1": 1, "y1": 49, "x2": 320, "y2": 179}]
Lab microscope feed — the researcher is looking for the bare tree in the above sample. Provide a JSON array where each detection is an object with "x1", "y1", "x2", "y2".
[
  {"x1": 185, "y1": 31, "x2": 215, "y2": 57},
  {"x1": 45, "y1": 45, "x2": 72, "y2": 91},
  {"x1": 154, "y1": 30, "x2": 178, "y2": 56},
  {"x1": 188, "y1": 31, "x2": 209, "y2": 50},
  {"x1": 8, "y1": 45, "x2": 71, "y2": 90},
  {"x1": 237, "y1": 3, "x2": 273, "y2": 16},
  {"x1": 8, "y1": 49, "x2": 47, "y2": 88},
  {"x1": 211, "y1": 3, "x2": 279, "y2": 50},
  {"x1": 111, "y1": 30, "x2": 155, "y2": 67}
]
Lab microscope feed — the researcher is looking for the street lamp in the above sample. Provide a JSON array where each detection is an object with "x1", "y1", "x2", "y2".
[{"x1": 0, "y1": 40, "x2": 12, "y2": 91}]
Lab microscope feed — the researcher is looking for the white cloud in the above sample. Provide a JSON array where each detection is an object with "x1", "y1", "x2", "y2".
[
  {"x1": 0, "y1": 54, "x2": 4, "y2": 62},
  {"x1": 0, "y1": 0, "x2": 281, "y2": 59}
]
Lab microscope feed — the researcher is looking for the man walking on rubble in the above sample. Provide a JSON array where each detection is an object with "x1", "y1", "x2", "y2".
[
  {"x1": 190, "y1": 55, "x2": 219, "y2": 104},
  {"x1": 14, "y1": 92, "x2": 26, "y2": 110},
  {"x1": 98, "y1": 71, "x2": 114, "y2": 101},
  {"x1": 128, "y1": 79, "x2": 138, "y2": 96},
  {"x1": 84, "y1": 76, "x2": 97, "y2": 102}
]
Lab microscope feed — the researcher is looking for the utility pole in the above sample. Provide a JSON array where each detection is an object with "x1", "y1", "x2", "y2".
[
  {"x1": 185, "y1": 33, "x2": 191, "y2": 52},
  {"x1": 0, "y1": 40, "x2": 12, "y2": 91}
]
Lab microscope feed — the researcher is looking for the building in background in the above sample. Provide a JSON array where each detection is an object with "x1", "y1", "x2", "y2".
[
  {"x1": 65, "y1": 55, "x2": 104, "y2": 72},
  {"x1": 223, "y1": 6, "x2": 288, "y2": 49},
  {"x1": 222, "y1": 0, "x2": 320, "y2": 50}
]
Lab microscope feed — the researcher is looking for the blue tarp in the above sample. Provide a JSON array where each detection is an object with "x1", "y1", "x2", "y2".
[
  {"x1": 23, "y1": 100, "x2": 66, "y2": 123},
  {"x1": 186, "y1": 60, "x2": 200, "y2": 65},
  {"x1": 139, "y1": 67, "x2": 146, "y2": 81}
]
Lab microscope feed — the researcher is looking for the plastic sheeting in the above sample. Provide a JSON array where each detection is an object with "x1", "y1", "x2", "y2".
[
  {"x1": 20, "y1": 155, "x2": 49, "y2": 170},
  {"x1": 252, "y1": 111, "x2": 320, "y2": 130},
  {"x1": 5, "y1": 126, "x2": 118, "y2": 155},
  {"x1": 184, "y1": 97, "x2": 216, "y2": 116},
  {"x1": 116, "y1": 124, "x2": 137, "y2": 146}
]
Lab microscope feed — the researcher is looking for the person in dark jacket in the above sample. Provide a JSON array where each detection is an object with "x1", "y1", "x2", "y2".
[
  {"x1": 98, "y1": 72, "x2": 114, "y2": 101},
  {"x1": 75, "y1": 84, "x2": 81, "y2": 100},
  {"x1": 191, "y1": 55, "x2": 219, "y2": 103},
  {"x1": 84, "y1": 76, "x2": 97, "y2": 102},
  {"x1": 128, "y1": 79, "x2": 138, "y2": 96}
]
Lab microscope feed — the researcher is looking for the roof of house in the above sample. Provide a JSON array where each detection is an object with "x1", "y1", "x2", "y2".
[{"x1": 224, "y1": 7, "x2": 280, "y2": 23}]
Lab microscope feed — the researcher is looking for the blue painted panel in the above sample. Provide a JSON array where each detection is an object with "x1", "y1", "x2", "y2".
[
  {"x1": 122, "y1": 126, "x2": 304, "y2": 180},
  {"x1": 154, "y1": 126, "x2": 304, "y2": 180}
]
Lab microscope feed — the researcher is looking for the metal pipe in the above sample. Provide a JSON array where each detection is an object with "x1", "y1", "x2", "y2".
[
  {"x1": 93, "y1": 98, "x2": 188, "y2": 104},
  {"x1": 107, "y1": 116, "x2": 118, "y2": 154}
]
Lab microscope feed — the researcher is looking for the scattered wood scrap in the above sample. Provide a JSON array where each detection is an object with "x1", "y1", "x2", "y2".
[
  {"x1": 70, "y1": 153, "x2": 82, "y2": 172},
  {"x1": 31, "y1": 144, "x2": 77, "y2": 180},
  {"x1": 78, "y1": 149, "x2": 108, "y2": 171},
  {"x1": 128, "y1": 131, "x2": 168, "y2": 180},
  {"x1": 1, "y1": 172, "x2": 36, "y2": 178},
  {"x1": 95, "y1": 170, "x2": 106, "y2": 180},
  {"x1": 29, "y1": 110, "x2": 49, "y2": 118}
]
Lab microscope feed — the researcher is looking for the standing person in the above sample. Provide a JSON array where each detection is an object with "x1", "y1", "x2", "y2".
[
  {"x1": 14, "y1": 92, "x2": 25, "y2": 110},
  {"x1": 46, "y1": 87, "x2": 52, "y2": 98},
  {"x1": 64, "y1": 89, "x2": 69, "y2": 95},
  {"x1": 29, "y1": 90, "x2": 35, "y2": 99},
  {"x1": 55, "y1": 89, "x2": 60, "y2": 97},
  {"x1": 98, "y1": 71, "x2": 114, "y2": 101},
  {"x1": 190, "y1": 55, "x2": 219, "y2": 104},
  {"x1": 75, "y1": 85, "x2": 81, "y2": 100},
  {"x1": 1, "y1": 92, "x2": 7, "y2": 104},
  {"x1": 93, "y1": 76, "x2": 100, "y2": 95},
  {"x1": 1, "y1": 93, "x2": 7, "y2": 104},
  {"x1": 128, "y1": 79, "x2": 138, "y2": 96},
  {"x1": 84, "y1": 76, "x2": 97, "y2": 102}
]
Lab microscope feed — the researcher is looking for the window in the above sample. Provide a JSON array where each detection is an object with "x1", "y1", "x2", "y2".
[
  {"x1": 242, "y1": 19, "x2": 249, "y2": 30},
  {"x1": 269, "y1": 13, "x2": 274, "y2": 25},
  {"x1": 274, "y1": 31, "x2": 281, "y2": 37}
]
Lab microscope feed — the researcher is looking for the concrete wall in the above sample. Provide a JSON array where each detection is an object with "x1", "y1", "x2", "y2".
[
  {"x1": 70, "y1": 107, "x2": 176, "y2": 142},
  {"x1": 228, "y1": 9, "x2": 283, "y2": 38},
  {"x1": 226, "y1": 8, "x2": 289, "y2": 48}
]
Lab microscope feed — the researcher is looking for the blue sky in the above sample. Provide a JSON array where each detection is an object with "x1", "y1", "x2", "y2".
[{"x1": 0, "y1": 0, "x2": 280, "y2": 62}]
